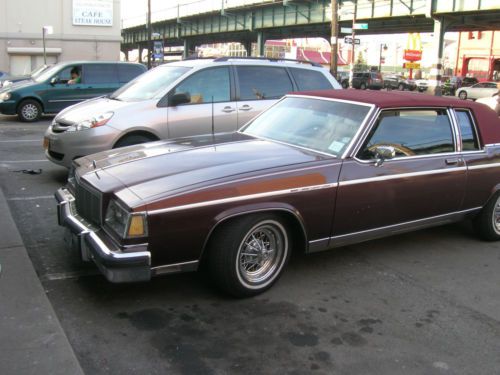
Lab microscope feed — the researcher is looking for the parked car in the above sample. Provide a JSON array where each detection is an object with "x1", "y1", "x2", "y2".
[
  {"x1": 414, "y1": 79, "x2": 428, "y2": 92},
  {"x1": 383, "y1": 74, "x2": 417, "y2": 91},
  {"x1": 351, "y1": 72, "x2": 383, "y2": 90},
  {"x1": 0, "y1": 70, "x2": 9, "y2": 86},
  {"x1": 336, "y1": 71, "x2": 349, "y2": 89},
  {"x1": 55, "y1": 90, "x2": 500, "y2": 297},
  {"x1": 44, "y1": 57, "x2": 340, "y2": 168},
  {"x1": 0, "y1": 61, "x2": 146, "y2": 122},
  {"x1": 0, "y1": 64, "x2": 52, "y2": 88},
  {"x1": 477, "y1": 92, "x2": 500, "y2": 116},
  {"x1": 456, "y1": 82, "x2": 499, "y2": 100}
]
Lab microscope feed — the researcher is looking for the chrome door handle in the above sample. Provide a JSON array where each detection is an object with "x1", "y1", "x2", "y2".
[
  {"x1": 222, "y1": 106, "x2": 236, "y2": 113},
  {"x1": 445, "y1": 157, "x2": 460, "y2": 165},
  {"x1": 239, "y1": 105, "x2": 253, "y2": 111}
]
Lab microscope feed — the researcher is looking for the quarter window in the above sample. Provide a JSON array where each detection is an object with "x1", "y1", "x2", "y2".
[
  {"x1": 236, "y1": 66, "x2": 293, "y2": 100},
  {"x1": 84, "y1": 64, "x2": 118, "y2": 84},
  {"x1": 358, "y1": 109, "x2": 455, "y2": 159},
  {"x1": 173, "y1": 67, "x2": 230, "y2": 104},
  {"x1": 289, "y1": 68, "x2": 333, "y2": 91},
  {"x1": 455, "y1": 110, "x2": 480, "y2": 151}
]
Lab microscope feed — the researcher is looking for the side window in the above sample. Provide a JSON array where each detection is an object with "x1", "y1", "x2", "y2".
[
  {"x1": 83, "y1": 64, "x2": 118, "y2": 84},
  {"x1": 289, "y1": 68, "x2": 333, "y2": 91},
  {"x1": 455, "y1": 110, "x2": 480, "y2": 151},
  {"x1": 173, "y1": 67, "x2": 230, "y2": 104},
  {"x1": 358, "y1": 109, "x2": 455, "y2": 160},
  {"x1": 55, "y1": 65, "x2": 82, "y2": 83},
  {"x1": 237, "y1": 66, "x2": 293, "y2": 100},
  {"x1": 117, "y1": 65, "x2": 144, "y2": 83}
]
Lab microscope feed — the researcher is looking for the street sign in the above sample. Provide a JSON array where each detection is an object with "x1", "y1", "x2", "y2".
[
  {"x1": 340, "y1": 27, "x2": 352, "y2": 34},
  {"x1": 353, "y1": 23, "x2": 368, "y2": 30},
  {"x1": 344, "y1": 37, "x2": 360, "y2": 45},
  {"x1": 404, "y1": 62, "x2": 421, "y2": 69}
]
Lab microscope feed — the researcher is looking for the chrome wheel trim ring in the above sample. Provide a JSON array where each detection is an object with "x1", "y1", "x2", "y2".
[
  {"x1": 21, "y1": 104, "x2": 38, "y2": 120},
  {"x1": 493, "y1": 196, "x2": 500, "y2": 234},
  {"x1": 236, "y1": 220, "x2": 288, "y2": 289}
]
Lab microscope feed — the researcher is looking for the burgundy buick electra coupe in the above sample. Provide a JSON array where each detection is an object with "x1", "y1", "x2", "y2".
[{"x1": 56, "y1": 90, "x2": 500, "y2": 297}]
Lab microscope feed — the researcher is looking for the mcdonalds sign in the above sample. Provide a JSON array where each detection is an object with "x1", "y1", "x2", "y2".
[{"x1": 403, "y1": 33, "x2": 422, "y2": 62}]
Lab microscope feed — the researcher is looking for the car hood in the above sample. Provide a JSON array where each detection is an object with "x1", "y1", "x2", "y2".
[
  {"x1": 0, "y1": 79, "x2": 35, "y2": 93},
  {"x1": 78, "y1": 133, "x2": 330, "y2": 205},
  {"x1": 55, "y1": 97, "x2": 134, "y2": 124}
]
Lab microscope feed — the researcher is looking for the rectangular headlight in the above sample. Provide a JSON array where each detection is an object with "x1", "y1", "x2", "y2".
[{"x1": 105, "y1": 199, "x2": 147, "y2": 239}]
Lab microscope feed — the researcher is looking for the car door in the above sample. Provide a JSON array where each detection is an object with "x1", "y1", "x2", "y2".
[
  {"x1": 44, "y1": 65, "x2": 87, "y2": 113},
  {"x1": 332, "y1": 108, "x2": 466, "y2": 241},
  {"x1": 166, "y1": 66, "x2": 237, "y2": 138},
  {"x1": 234, "y1": 65, "x2": 294, "y2": 127}
]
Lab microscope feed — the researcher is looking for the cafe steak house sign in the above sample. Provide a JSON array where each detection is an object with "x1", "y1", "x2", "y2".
[{"x1": 73, "y1": 0, "x2": 113, "y2": 26}]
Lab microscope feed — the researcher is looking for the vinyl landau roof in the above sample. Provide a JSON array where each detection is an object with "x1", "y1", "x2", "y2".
[{"x1": 294, "y1": 89, "x2": 500, "y2": 145}]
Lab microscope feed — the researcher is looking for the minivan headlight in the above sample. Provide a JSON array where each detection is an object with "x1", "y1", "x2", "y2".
[
  {"x1": 105, "y1": 199, "x2": 147, "y2": 239},
  {"x1": 67, "y1": 112, "x2": 114, "y2": 132},
  {"x1": 0, "y1": 92, "x2": 11, "y2": 101}
]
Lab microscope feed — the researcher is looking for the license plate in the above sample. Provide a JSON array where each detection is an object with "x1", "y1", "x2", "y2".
[{"x1": 43, "y1": 137, "x2": 50, "y2": 150}]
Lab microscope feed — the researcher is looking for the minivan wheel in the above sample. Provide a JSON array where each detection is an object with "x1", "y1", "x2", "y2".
[
  {"x1": 114, "y1": 134, "x2": 155, "y2": 148},
  {"x1": 398, "y1": 83, "x2": 405, "y2": 91},
  {"x1": 207, "y1": 214, "x2": 291, "y2": 297},
  {"x1": 17, "y1": 100, "x2": 42, "y2": 122},
  {"x1": 473, "y1": 193, "x2": 500, "y2": 241}
]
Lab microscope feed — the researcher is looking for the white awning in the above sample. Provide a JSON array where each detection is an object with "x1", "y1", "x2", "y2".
[{"x1": 7, "y1": 47, "x2": 62, "y2": 55}]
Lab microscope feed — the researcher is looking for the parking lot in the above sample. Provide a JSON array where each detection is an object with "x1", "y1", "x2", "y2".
[{"x1": 1, "y1": 114, "x2": 500, "y2": 375}]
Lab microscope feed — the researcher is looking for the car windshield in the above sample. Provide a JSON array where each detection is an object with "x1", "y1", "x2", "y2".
[
  {"x1": 241, "y1": 96, "x2": 372, "y2": 157},
  {"x1": 30, "y1": 64, "x2": 50, "y2": 78},
  {"x1": 109, "y1": 65, "x2": 190, "y2": 102},
  {"x1": 34, "y1": 65, "x2": 65, "y2": 83}
]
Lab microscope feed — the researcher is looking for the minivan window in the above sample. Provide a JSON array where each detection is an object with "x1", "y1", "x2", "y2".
[
  {"x1": 110, "y1": 65, "x2": 190, "y2": 102},
  {"x1": 51, "y1": 65, "x2": 82, "y2": 84},
  {"x1": 118, "y1": 65, "x2": 144, "y2": 83},
  {"x1": 84, "y1": 64, "x2": 118, "y2": 84},
  {"x1": 237, "y1": 66, "x2": 293, "y2": 100},
  {"x1": 172, "y1": 67, "x2": 230, "y2": 104},
  {"x1": 35, "y1": 65, "x2": 69, "y2": 83},
  {"x1": 289, "y1": 68, "x2": 332, "y2": 91}
]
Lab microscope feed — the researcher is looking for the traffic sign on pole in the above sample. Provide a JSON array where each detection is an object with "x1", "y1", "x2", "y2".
[
  {"x1": 344, "y1": 37, "x2": 360, "y2": 45},
  {"x1": 340, "y1": 27, "x2": 352, "y2": 34},
  {"x1": 353, "y1": 23, "x2": 368, "y2": 30}
]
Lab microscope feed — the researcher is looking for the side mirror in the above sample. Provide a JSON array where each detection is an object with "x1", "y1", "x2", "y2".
[
  {"x1": 168, "y1": 92, "x2": 191, "y2": 107},
  {"x1": 50, "y1": 77, "x2": 59, "y2": 86},
  {"x1": 373, "y1": 145, "x2": 395, "y2": 167}
]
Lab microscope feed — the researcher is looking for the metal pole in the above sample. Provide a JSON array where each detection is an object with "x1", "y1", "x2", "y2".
[
  {"x1": 378, "y1": 44, "x2": 382, "y2": 72},
  {"x1": 147, "y1": 0, "x2": 152, "y2": 69},
  {"x1": 42, "y1": 27, "x2": 47, "y2": 65},
  {"x1": 330, "y1": 0, "x2": 338, "y2": 78},
  {"x1": 349, "y1": 0, "x2": 357, "y2": 88}
]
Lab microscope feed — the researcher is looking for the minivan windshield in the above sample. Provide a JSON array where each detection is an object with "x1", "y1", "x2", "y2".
[
  {"x1": 34, "y1": 65, "x2": 64, "y2": 83},
  {"x1": 109, "y1": 65, "x2": 190, "y2": 102}
]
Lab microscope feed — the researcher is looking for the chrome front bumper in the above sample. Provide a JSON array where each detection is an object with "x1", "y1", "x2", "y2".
[{"x1": 55, "y1": 187, "x2": 151, "y2": 283}]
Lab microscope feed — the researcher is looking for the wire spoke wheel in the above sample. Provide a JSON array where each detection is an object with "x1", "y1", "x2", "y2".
[
  {"x1": 493, "y1": 196, "x2": 500, "y2": 234},
  {"x1": 237, "y1": 222, "x2": 286, "y2": 285}
]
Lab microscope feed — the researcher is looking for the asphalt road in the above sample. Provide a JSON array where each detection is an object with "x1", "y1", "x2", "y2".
[{"x1": 1, "y1": 114, "x2": 500, "y2": 375}]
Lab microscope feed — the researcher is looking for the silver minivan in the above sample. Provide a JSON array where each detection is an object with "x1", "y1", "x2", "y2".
[{"x1": 44, "y1": 57, "x2": 340, "y2": 167}]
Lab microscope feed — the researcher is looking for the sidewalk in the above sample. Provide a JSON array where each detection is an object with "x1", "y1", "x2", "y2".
[{"x1": 0, "y1": 189, "x2": 83, "y2": 375}]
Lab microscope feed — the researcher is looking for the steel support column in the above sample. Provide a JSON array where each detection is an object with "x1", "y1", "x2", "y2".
[
  {"x1": 257, "y1": 31, "x2": 265, "y2": 57},
  {"x1": 430, "y1": 16, "x2": 447, "y2": 96},
  {"x1": 183, "y1": 39, "x2": 191, "y2": 59}
]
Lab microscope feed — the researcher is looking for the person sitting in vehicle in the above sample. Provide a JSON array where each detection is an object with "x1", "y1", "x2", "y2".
[{"x1": 68, "y1": 67, "x2": 81, "y2": 85}]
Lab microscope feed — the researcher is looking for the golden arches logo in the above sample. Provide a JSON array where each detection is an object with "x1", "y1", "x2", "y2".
[{"x1": 406, "y1": 33, "x2": 422, "y2": 51}]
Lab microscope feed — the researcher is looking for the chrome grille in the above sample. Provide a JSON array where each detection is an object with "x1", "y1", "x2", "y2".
[{"x1": 75, "y1": 181, "x2": 102, "y2": 226}]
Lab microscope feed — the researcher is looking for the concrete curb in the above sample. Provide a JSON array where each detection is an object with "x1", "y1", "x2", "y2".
[{"x1": 0, "y1": 188, "x2": 84, "y2": 375}]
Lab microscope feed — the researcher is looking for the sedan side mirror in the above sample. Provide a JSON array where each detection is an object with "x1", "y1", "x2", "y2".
[
  {"x1": 50, "y1": 77, "x2": 59, "y2": 86},
  {"x1": 373, "y1": 145, "x2": 395, "y2": 167},
  {"x1": 168, "y1": 92, "x2": 191, "y2": 107}
]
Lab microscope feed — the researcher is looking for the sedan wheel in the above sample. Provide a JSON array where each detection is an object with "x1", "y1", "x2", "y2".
[
  {"x1": 459, "y1": 91, "x2": 468, "y2": 100},
  {"x1": 17, "y1": 100, "x2": 42, "y2": 122},
  {"x1": 473, "y1": 193, "x2": 500, "y2": 241},
  {"x1": 398, "y1": 83, "x2": 405, "y2": 91},
  {"x1": 208, "y1": 214, "x2": 290, "y2": 297}
]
